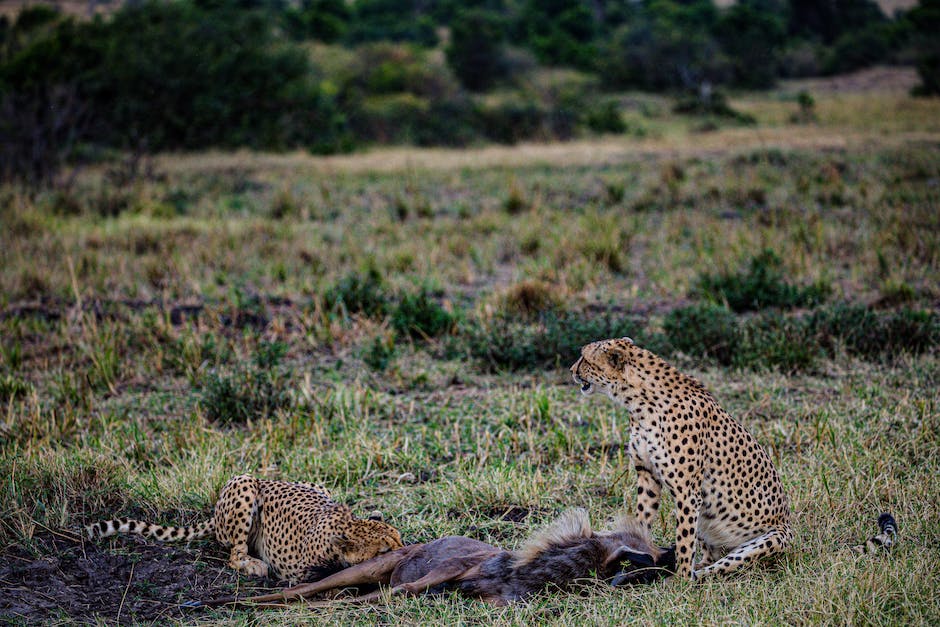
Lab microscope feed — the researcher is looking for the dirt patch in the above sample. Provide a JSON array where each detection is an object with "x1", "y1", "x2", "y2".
[{"x1": 0, "y1": 532, "x2": 271, "y2": 624}]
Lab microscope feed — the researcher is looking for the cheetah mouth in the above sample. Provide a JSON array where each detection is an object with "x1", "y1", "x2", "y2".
[
  {"x1": 572, "y1": 359, "x2": 593, "y2": 395},
  {"x1": 573, "y1": 376, "x2": 593, "y2": 395}
]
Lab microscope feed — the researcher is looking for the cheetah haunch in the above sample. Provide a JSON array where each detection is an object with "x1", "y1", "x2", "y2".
[
  {"x1": 86, "y1": 474, "x2": 403, "y2": 583},
  {"x1": 193, "y1": 508, "x2": 675, "y2": 608},
  {"x1": 572, "y1": 337, "x2": 792, "y2": 580}
]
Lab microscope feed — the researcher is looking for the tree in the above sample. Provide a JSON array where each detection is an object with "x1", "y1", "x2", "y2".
[
  {"x1": 519, "y1": 0, "x2": 599, "y2": 69},
  {"x1": 909, "y1": 0, "x2": 940, "y2": 95},
  {"x1": 446, "y1": 8, "x2": 507, "y2": 91},
  {"x1": 598, "y1": 0, "x2": 728, "y2": 91},
  {"x1": 345, "y1": 0, "x2": 438, "y2": 47},
  {"x1": 715, "y1": 3, "x2": 786, "y2": 88},
  {"x1": 284, "y1": 0, "x2": 350, "y2": 42},
  {"x1": 788, "y1": 0, "x2": 885, "y2": 44}
]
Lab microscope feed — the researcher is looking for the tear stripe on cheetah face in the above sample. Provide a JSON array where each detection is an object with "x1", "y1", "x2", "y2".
[
  {"x1": 86, "y1": 475, "x2": 404, "y2": 584},
  {"x1": 571, "y1": 337, "x2": 792, "y2": 580}
]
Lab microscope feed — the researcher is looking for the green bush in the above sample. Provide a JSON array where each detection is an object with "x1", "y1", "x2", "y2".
[
  {"x1": 345, "y1": 0, "x2": 438, "y2": 46},
  {"x1": 362, "y1": 334, "x2": 396, "y2": 371},
  {"x1": 476, "y1": 96, "x2": 546, "y2": 144},
  {"x1": 198, "y1": 341, "x2": 292, "y2": 424},
  {"x1": 461, "y1": 310, "x2": 648, "y2": 372},
  {"x1": 518, "y1": 0, "x2": 599, "y2": 70},
  {"x1": 585, "y1": 100, "x2": 627, "y2": 134},
  {"x1": 909, "y1": 0, "x2": 940, "y2": 96},
  {"x1": 808, "y1": 305, "x2": 939, "y2": 359},
  {"x1": 822, "y1": 23, "x2": 893, "y2": 75},
  {"x1": 0, "y1": 374, "x2": 33, "y2": 403},
  {"x1": 0, "y1": 0, "x2": 349, "y2": 182},
  {"x1": 446, "y1": 8, "x2": 508, "y2": 92},
  {"x1": 714, "y1": 3, "x2": 786, "y2": 88},
  {"x1": 324, "y1": 269, "x2": 389, "y2": 318},
  {"x1": 695, "y1": 250, "x2": 830, "y2": 313},
  {"x1": 283, "y1": 0, "x2": 350, "y2": 43},
  {"x1": 734, "y1": 313, "x2": 819, "y2": 372},
  {"x1": 673, "y1": 90, "x2": 756, "y2": 125},
  {"x1": 598, "y1": 2, "x2": 730, "y2": 92},
  {"x1": 391, "y1": 289, "x2": 455, "y2": 339},
  {"x1": 663, "y1": 303, "x2": 738, "y2": 366}
]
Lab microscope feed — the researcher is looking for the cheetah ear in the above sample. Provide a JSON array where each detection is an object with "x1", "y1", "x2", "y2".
[
  {"x1": 367, "y1": 511, "x2": 385, "y2": 521},
  {"x1": 329, "y1": 533, "x2": 352, "y2": 551},
  {"x1": 604, "y1": 344, "x2": 631, "y2": 372}
]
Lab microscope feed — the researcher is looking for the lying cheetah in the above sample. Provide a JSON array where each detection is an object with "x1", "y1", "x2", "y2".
[
  {"x1": 572, "y1": 337, "x2": 792, "y2": 580},
  {"x1": 86, "y1": 474, "x2": 403, "y2": 583}
]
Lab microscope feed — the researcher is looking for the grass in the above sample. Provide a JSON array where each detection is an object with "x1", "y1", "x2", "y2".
[{"x1": 1, "y1": 77, "x2": 939, "y2": 624}]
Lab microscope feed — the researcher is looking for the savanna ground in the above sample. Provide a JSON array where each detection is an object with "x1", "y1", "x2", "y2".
[{"x1": 1, "y1": 68, "x2": 939, "y2": 625}]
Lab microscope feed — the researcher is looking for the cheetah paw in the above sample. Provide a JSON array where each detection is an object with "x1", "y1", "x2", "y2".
[{"x1": 232, "y1": 557, "x2": 269, "y2": 578}]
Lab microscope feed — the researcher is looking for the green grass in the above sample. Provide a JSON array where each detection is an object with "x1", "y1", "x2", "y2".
[{"x1": 1, "y1": 85, "x2": 939, "y2": 624}]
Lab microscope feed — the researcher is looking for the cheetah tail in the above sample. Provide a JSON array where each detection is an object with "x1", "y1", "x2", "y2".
[
  {"x1": 851, "y1": 513, "x2": 897, "y2": 554},
  {"x1": 85, "y1": 517, "x2": 215, "y2": 543}
]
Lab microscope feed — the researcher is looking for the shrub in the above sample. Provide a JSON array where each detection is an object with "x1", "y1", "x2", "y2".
[
  {"x1": 354, "y1": 93, "x2": 430, "y2": 144},
  {"x1": 663, "y1": 303, "x2": 738, "y2": 366},
  {"x1": 585, "y1": 100, "x2": 627, "y2": 134},
  {"x1": 0, "y1": 374, "x2": 33, "y2": 403},
  {"x1": 714, "y1": 3, "x2": 786, "y2": 88},
  {"x1": 362, "y1": 334, "x2": 395, "y2": 371},
  {"x1": 808, "y1": 305, "x2": 939, "y2": 359},
  {"x1": 695, "y1": 250, "x2": 830, "y2": 312},
  {"x1": 345, "y1": 0, "x2": 438, "y2": 47},
  {"x1": 324, "y1": 269, "x2": 388, "y2": 317},
  {"x1": 673, "y1": 90, "x2": 756, "y2": 125},
  {"x1": 598, "y1": 4, "x2": 730, "y2": 92},
  {"x1": 734, "y1": 313, "x2": 819, "y2": 372},
  {"x1": 462, "y1": 310, "x2": 646, "y2": 372},
  {"x1": 446, "y1": 8, "x2": 508, "y2": 92},
  {"x1": 391, "y1": 289, "x2": 454, "y2": 339},
  {"x1": 198, "y1": 341, "x2": 292, "y2": 425},
  {"x1": 0, "y1": 0, "x2": 346, "y2": 182},
  {"x1": 909, "y1": 0, "x2": 940, "y2": 96},
  {"x1": 822, "y1": 23, "x2": 893, "y2": 75},
  {"x1": 283, "y1": 0, "x2": 350, "y2": 43},
  {"x1": 497, "y1": 280, "x2": 565, "y2": 319},
  {"x1": 477, "y1": 95, "x2": 546, "y2": 144}
]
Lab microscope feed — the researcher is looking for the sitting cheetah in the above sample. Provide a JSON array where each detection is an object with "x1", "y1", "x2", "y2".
[
  {"x1": 571, "y1": 337, "x2": 791, "y2": 580},
  {"x1": 86, "y1": 474, "x2": 404, "y2": 584}
]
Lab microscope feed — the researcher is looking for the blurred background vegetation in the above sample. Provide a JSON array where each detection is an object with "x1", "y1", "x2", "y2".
[{"x1": 1, "y1": 0, "x2": 939, "y2": 184}]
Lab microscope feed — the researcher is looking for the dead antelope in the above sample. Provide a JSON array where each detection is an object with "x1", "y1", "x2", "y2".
[{"x1": 190, "y1": 508, "x2": 675, "y2": 608}]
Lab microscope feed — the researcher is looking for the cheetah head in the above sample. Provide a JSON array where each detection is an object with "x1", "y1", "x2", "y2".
[
  {"x1": 570, "y1": 337, "x2": 637, "y2": 398},
  {"x1": 333, "y1": 519, "x2": 404, "y2": 566}
]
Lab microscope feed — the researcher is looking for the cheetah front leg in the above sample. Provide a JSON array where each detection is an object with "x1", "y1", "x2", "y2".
[
  {"x1": 671, "y1": 492, "x2": 702, "y2": 580},
  {"x1": 697, "y1": 542, "x2": 723, "y2": 569},
  {"x1": 693, "y1": 525, "x2": 791, "y2": 579},
  {"x1": 213, "y1": 475, "x2": 270, "y2": 578},
  {"x1": 635, "y1": 466, "x2": 662, "y2": 531}
]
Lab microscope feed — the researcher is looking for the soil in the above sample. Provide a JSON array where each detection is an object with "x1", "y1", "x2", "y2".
[{"x1": 0, "y1": 531, "x2": 271, "y2": 625}]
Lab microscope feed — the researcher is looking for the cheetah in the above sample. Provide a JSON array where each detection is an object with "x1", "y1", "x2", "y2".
[
  {"x1": 571, "y1": 337, "x2": 792, "y2": 580},
  {"x1": 85, "y1": 474, "x2": 404, "y2": 584}
]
